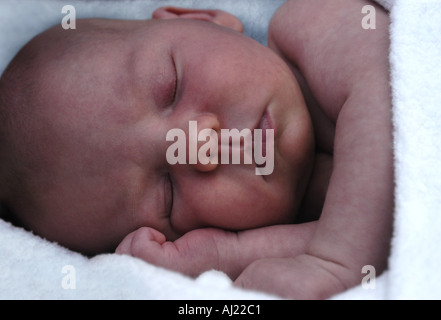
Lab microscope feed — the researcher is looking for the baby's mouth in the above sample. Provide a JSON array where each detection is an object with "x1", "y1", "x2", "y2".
[
  {"x1": 254, "y1": 109, "x2": 274, "y2": 158},
  {"x1": 212, "y1": 109, "x2": 275, "y2": 176}
]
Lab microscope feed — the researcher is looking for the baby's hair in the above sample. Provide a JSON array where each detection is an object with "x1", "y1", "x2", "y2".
[
  {"x1": 0, "y1": 19, "x2": 134, "y2": 227},
  {"x1": 0, "y1": 28, "x2": 45, "y2": 195},
  {"x1": 0, "y1": 40, "x2": 37, "y2": 225},
  {"x1": 0, "y1": 22, "x2": 90, "y2": 224}
]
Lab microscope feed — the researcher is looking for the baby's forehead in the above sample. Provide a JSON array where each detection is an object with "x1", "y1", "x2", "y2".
[{"x1": 29, "y1": 18, "x2": 146, "y2": 64}]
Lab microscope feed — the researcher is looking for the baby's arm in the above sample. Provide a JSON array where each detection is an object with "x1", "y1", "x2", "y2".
[
  {"x1": 116, "y1": 222, "x2": 317, "y2": 279},
  {"x1": 233, "y1": 0, "x2": 394, "y2": 299}
]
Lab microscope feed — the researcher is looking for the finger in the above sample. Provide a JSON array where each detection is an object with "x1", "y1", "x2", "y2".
[{"x1": 115, "y1": 227, "x2": 166, "y2": 255}]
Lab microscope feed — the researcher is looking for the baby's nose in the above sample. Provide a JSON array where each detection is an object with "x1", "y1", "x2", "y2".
[{"x1": 189, "y1": 114, "x2": 220, "y2": 173}]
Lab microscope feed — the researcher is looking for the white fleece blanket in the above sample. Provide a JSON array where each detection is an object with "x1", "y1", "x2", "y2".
[{"x1": 1, "y1": 0, "x2": 441, "y2": 300}]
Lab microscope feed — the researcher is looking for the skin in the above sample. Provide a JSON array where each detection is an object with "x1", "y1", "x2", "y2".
[
  {"x1": 0, "y1": 9, "x2": 314, "y2": 254},
  {"x1": 0, "y1": 0, "x2": 393, "y2": 299},
  {"x1": 233, "y1": 0, "x2": 394, "y2": 298},
  {"x1": 119, "y1": 0, "x2": 394, "y2": 300}
]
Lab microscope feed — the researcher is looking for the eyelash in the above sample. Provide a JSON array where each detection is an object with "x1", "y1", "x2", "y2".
[
  {"x1": 165, "y1": 173, "x2": 174, "y2": 217},
  {"x1": 170, "y1": 58, "x2": 178, "y2": 105}
]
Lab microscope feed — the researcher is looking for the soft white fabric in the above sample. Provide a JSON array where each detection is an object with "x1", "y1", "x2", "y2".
[
  {"x1": 1, "y1": 0, "x2": 441, "y2": 300},
  {"x1": 334, "y1": 0, "x2": 441, "y2": 300}
]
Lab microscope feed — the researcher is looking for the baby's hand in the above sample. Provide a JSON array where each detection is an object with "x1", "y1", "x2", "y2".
[
  {"x1": 115, "y1": 223, "x2": 317, "y2": 280},
  {"x1": 115, "y1": 227, "x2": 237, "y2": 277}
]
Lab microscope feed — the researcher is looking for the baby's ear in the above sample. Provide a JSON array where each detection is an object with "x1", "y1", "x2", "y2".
[{"x1": 152, "y1": 7, "x2": 244, "y2": 33}]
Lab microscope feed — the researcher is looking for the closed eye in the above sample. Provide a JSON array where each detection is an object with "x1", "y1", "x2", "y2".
[
  {"x1": 169, "y1": 56, "x2": 178, "y2": 106},
  {"x1": 164, "y1": 173, "x2": 174, "y2": 217},
  {"x1": 157, "y1": 55, "x2": 178, "y2": 110}
]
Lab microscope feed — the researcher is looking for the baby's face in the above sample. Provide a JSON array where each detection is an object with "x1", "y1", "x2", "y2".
[{"x1": 15, "y1": 18, "x2": 313, "y2": 253}]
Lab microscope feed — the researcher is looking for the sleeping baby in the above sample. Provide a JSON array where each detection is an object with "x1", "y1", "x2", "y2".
[{"x1": 0, "y1": 0, "x2": 393, "y2": 299}]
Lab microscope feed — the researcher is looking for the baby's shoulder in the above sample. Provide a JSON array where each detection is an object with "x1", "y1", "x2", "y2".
[
  {"x1": 268, "y1": 0, "x2": 373, "y2": 69},
  {"x1": 268, "y1": 0, "x2": 342, "y2": 50},
  {"x1": 269, "y1": 0, "x2": 390, "y2": 122}
]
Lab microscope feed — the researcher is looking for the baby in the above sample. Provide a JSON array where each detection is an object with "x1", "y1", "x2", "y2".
[{"x1": 0, "y1": 0, "x2": 393, "y2": 299}]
